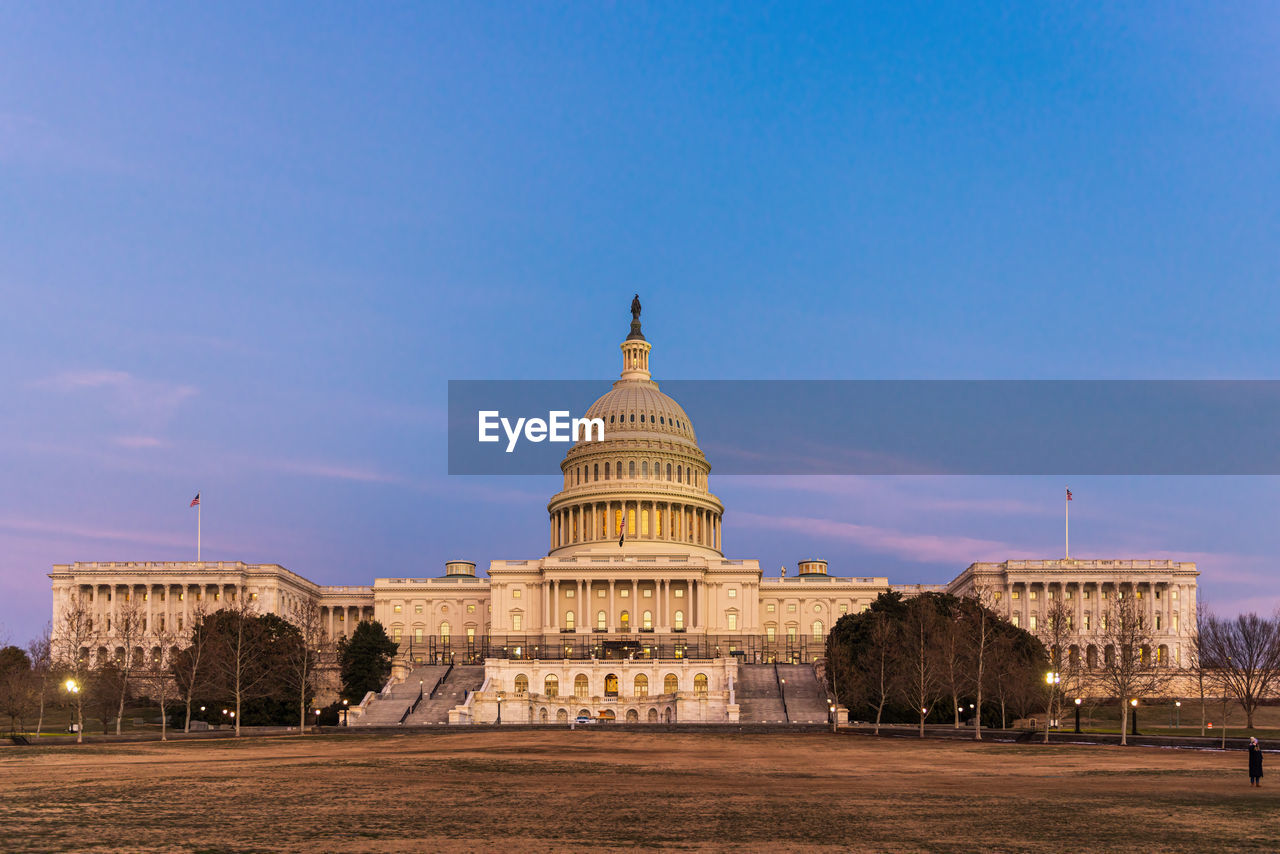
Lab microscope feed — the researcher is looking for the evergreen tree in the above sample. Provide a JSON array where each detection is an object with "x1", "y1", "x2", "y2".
[{"x1": 338, "y1": 620, "x2": 398, "y2": 702}]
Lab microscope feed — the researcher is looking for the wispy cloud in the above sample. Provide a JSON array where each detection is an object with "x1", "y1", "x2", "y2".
[
  {"x1": 31, "y1": 369, "x2": 197, "y2": 424},
  {"x1": 112, "y1": 435, "x2": 167, "y2": 449},
  {"x1": 0, "y1": 516, "x2": 191, "y2": 549},
  {"x1": 734, "y1": 511, "x2": 1040, "y2": 564}
]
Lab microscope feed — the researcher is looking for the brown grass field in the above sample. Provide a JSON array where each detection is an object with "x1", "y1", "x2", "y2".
[{"x1": 1, "y1": 730, "x2": 1277, "y2": 853}]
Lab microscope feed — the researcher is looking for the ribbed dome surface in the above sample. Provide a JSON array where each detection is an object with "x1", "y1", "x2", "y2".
[{"x1": 579, "y1": 380, "x2": 698, "y2": 446}]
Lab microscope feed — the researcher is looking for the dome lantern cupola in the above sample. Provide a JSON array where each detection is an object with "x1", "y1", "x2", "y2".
[{"x1": 620, "y1": 293, "x2": 652, "y2": 381}]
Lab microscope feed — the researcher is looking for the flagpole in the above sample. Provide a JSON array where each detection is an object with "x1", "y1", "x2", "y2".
[
  {"x1": 1064, "y1": 488, "x2": 1070, "y2": 560},
  {"x1": 198, "y1": 499, "x2": 202, "y2": 563}
]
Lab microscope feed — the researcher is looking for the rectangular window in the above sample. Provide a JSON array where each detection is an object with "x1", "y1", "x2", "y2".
[
  {"x1": 392, "y1": 627, "x2": 402, "y2": 642},
  {"x1": 643, "y1": 588, "x2": 652, "y2": 598},
  {"x1": 566, "y1": 589, "x2": 575, "y2": 599},
  {"x1": 1173, "y1": 613, "x2": 1180, "y2": 630},
  {"x1": 1135, "y1": 590, "x2": 1143, "y2": 599},
  {"x1": 1012, "y1": 614, "x2": 1020, "y2": 628},
  {"x1": 1030, "y1": 590, "x2": 1038, "y2": 601},
  {"x1": 840, "y1": 603, "x2": 848, "y2": 614},
  {"x1": 727, "y1": 613, "x2": 738, "y2": 630},
  {"x1": 415, "y1": 604, "x2": 423, "y2": 614},
  {"x1": 994, "y1": 591, "x2": 1002, "y2": 602},
  {"x1": 728, "y1": 588, "x2": 737, "y2": 598},
  {"x1": 415, "y1": 628, "x2": 423, "y2": 641},
  {"x1": 513, "y1": 589, "x2": 522, "y2": 599},
  {"x1": 788, "y1": 604, "x2": 796, "y2": 613},
  {"x1": 787, "y1": 626, "x2": 797, "y2": 640},
  {"x1": 467, "y1": 627, "x2": 476, "y2": 640},
  {"x1": 1029, "y1": 615, "x2": 1037, "y2": 630},
  {"x1": 1155, "y1": 614, "x2": 1162, "y2": 630},
  {"x1": 1083, "y1": 590, "x2": 1091, "y2": 600},
  {"x1": 1012, "y1": 591, "x2": 1020, "y2": 600},
  {"x1": 1084, "y1": 615, "x2": 1091, "y2": 631},
  {"x1": 767, "y1": 604, "x2": 776, "y2": 613},
  {"x1": 1155, "y1": 590, "x2": 1162, "y2": 600},
  {"x1": 597, "y1": 588, "x2": 606, "y2": 598},
  {"x1": 620, "y1": 588, "x2": 629, "y2": 598},
  {"x1": 1172, "y1": 589, "x2": 1179, "y2": 600},
  {"x1": 393, "y1": 604, "x2": 402, "y2": 614},
  {"x1": 467, "y1": 604, "x2": 475, "y2": 613},
  {"x1": 674, "y1": 589, "x2": 684, "y2": 598},
  {"x1": 512, "y1": 614, "x2": 523, "y2": 631},
  {"x1": 766, "y1": 626, "x2": 776, "y2": 641}
]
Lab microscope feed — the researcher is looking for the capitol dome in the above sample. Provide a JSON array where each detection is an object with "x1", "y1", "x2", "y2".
[{"x1": 546, "y1": 298, "x2": 724, "y2": 558}]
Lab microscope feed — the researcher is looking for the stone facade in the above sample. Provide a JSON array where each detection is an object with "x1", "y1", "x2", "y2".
[{"x1": 47, "y1": 305, "x2": 1201, "y2": 722}]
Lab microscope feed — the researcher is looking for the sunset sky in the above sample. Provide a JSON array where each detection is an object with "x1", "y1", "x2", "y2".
[{"x1": 3, "y1": 3, "x2": 1278, "y2": 642}]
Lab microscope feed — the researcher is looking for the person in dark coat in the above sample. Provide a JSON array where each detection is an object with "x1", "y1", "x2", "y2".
[{"x1": 1249, "y1": 737, "x2": 1263, "y2": 787}]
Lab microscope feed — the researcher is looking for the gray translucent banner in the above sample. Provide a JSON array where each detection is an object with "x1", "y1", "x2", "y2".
[{"x1": 448, "y1": 380, "x2": 1280, "y2": 475}]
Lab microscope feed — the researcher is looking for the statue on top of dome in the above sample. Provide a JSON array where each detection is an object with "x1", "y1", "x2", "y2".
[{"x1": 627, "y1": 294, "x2": 646, "y2": 341}]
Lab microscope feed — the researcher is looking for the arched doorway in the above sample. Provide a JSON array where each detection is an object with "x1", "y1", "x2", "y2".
[
  {"x1": 647, "y1": 708, "x2": 659, "y2": 723},
  {"x1": 626, "y1": 709, "x2": 639, "y2": 723},
  {"x1": 539, "y1": 708, "x2": 548, "y2": 723},
  {"x1": 556, "y1": 708, "x2": 569, "y2": 723},
  {"x1": 664, "y1": 706, "x2": 674, "y2": 723}
]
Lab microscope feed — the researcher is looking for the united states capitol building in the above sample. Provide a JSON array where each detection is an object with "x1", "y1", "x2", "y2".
[{"x1": 49, "y1": 302, "x2": 1199, "y2": 725}]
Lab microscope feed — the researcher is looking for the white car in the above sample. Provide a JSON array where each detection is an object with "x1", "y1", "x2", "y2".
[{"x1": 574, "y1": 715, "x2": 598, "y2": 725}]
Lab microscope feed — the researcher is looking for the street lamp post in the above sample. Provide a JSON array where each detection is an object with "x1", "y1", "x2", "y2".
[
  {"x1": 1130, "y1": 698, "x2": 1139, "y2": 736},
  {"x1": 1074, "y1": 698, "x2": 1082, "y2": 734},
  {"x1": 1174, "y1": 700, "x2": 1181, "y2": 729},
  {"x1": 496, "y1": 691, "x2": 504, "y2": 725},
  {"x1": 342, "y1": 698, "x2": 349, "y2": 727},
  {"x1": 63, "y1": 679, "x2": 82, "y2": 743}
]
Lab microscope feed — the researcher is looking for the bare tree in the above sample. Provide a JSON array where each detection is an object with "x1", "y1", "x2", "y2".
[
  {"x1": 1037, "y1": 597, "x2": 1079, "y2": 743},
  {"x1": 26, "y1": 624, "x2": 52, "y2": 739},
  {"x1": 1200, "y1": 610, "x2": 1280, "y2": 730},
  {"x1": 111, "y1": 595, "x2": 147, "y2": 735},
  {"x1": 899, "y1": 596, "x2": 943, "y2": 737},
  {"x1": 1187, "y1": 601, "x2": 1210, "y2": 737},
  {"x1": 284, "y1": 599, "x2": 330, "y2": 732},
  {"x1": 0, "y1": 645, "x2": 34, "y2": 734},
  {"x1": 171, "y1": 602, "x2": 210, "y2": 732},
  {"x1": 1096, "y1": 593, "x2": 1169, "y2": 745},
  {"x1": 137, "y1": 627, "x2": 179, "y2": 741},
  {"x1": 206, "y1": 597, "x2": 274, "y2": 737},
  {"x1": 53, "y1": 594, "x2": 95, "y2": 744},
  {"x1": 938, "y1": 605, "x2": 969, "y2": 729},
  {"x1": 860, "y1": 610, "x2": 898, "y2": 735},
  {"x1": 966, "y1": 588, "x2": 998, "y2": 741}
]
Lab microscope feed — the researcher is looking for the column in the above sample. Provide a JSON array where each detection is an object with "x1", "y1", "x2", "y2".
[{"x1": 608, "y1": 579, "x2": 616, "y2": 631}]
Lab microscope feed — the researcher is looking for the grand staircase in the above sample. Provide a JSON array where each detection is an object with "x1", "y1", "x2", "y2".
[
  {"x1": 404, "y1": 665, "x2": 485, "y2": 725},
  {"x1": 735, "y1": 665, "x2": 787, "y2": 723},
  {"x1": 775, "y1": 663, "x2": 832, "y2": 724},
  {"x1": 352, "y1": 664, "x2": 449, "y2": 726}
]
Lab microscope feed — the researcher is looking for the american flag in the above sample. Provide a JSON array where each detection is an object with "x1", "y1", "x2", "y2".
[
  {"x1": 1066, "y1": 488, "x2": 1072, "y2": 501},
  {"x1": 190, "y1": 493, "x2": 200, "y2": 507}
]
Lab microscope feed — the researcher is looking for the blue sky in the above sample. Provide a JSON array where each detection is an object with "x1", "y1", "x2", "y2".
[{"x1": 2, "y1": 3, "x2": 1278, "y2": 643}]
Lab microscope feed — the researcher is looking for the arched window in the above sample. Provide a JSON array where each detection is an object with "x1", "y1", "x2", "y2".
[
  {"x1": 677, "y1": 465, "x2": 682, "y2": 482},
  {"x1": 812, "y1": 620, "x2": 824, "y2": 640},
  {"x1": 605, "y1": 673, "x2": 618, "y2": 696},
  {"x1": 539, "y1": 708, "x2": 549, "y2": 723},
  {"x1": 694, "y1": 673, "x2": 709, "y2": 697},
  {"x1": 574, "y1": 674, "x2": 590, "y2": 699},
  {"x1": 564, "y1": 610, "x2": 575, "y2": 630},
  {"x1": 597, "y1": 610, "x2": 607, "y2": 630},
  {"x1": 629, "y1": 460, "x2": 636, "y2": 478},
  {"x1": 626, "y1": 708, "x2": 639, "y2": 722},
  {"x1": 674, "y1": 609, "x2": 685, "y2": 630},
  {"x1": 604, "y1": 462, "x2": 610, "y2": 480},
  {"x1": 545, "y1": 674, "x2": 559, "y2": 697},
  {"x1": 642, "y1": 610, "x2": 653, "y2": 630},
  {"x1": 1157, "y1": 644, "x2": 1169, "y2": 665},
  {"x1": 440, "y1": 621, "x2": 451, "y2": 643},
  {"x1": 593, "y1": 464, "x2": 599, "y2": 481},
  {"x1": 514, "y1": 674, "x2": 529, "y2": 693},
  {"x1": 663, "y1": 673, "x2": 679, "y2": 694},
  {"x1": 642, "y1": 460, "x2": 648, "y2": 477},
  {"x1": 634, "y1": 674, "x2": 649, "y2": 696},
  {"x1": 620, "y1": 610, "x2": 630, "y2": 630},
  {"x1": 556, "y1": 708, "x2": 569, "y2": 723},
  {"x1": 667, "y1": 463, "x2": 672, "y2": 481},
  {"x1": 648, "y1": 708, "x2": 659, "y2": 722}
]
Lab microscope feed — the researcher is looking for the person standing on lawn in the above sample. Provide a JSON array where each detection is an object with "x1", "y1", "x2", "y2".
[{"x1": 1248, "y1": 737, "x2": 1263, "y2": 787}]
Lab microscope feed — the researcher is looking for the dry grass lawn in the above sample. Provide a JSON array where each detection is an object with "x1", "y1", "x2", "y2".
[{"x1": 1, "y1": 730, "x2": 1276, "y2": 852}]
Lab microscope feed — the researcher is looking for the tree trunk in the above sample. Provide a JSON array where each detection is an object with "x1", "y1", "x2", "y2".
[
  {"x1": 1198, "y1": 671, "x2": 1206, "y2": 737},
  {"x1": 76, "y1": 701, "x2": 84, "y2": 744},
  {"x1": 953, "y1": 694, "x2": 960, "y2": 728},
  {"x1": 184, "y1": 697, "x2": 192, "y2": 733},
  {"x1": 300, "y1": 678, "x2": 307, "y2": 733},
  {"x1": 35, "y1": 680, "x2": 45, "y2": 739},
  {"x1": 160, "y1": 687, "x2": 168, "y2": 742},
  {"x1": 1119, "y1": 702, "x2": 1128, "y2": 746},
  {"x1": 115, "y1": 686, "x2": 126, "y2": 735},
  {"x1": 919, "y1": 710, "x2": 925, "y2": 737},
  {"x1": 235, "y1": 693, "x2": 242, "y2": 737}
]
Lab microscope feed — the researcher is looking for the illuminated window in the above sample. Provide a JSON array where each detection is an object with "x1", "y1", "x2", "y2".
[
  {"x1": 440, "y1": 621, "x2": 451, "y2": 642},
  {"x1": 597, "y1": 588, "x2": 606, "y2": 599},
  {"x1": 787, "y1": 604, "x2": 797, "y2": 613},
  {"x1": 694, "y1": 673, "x2": 708, "y2": 697},
  {"x1": 727, "y1": 613, "x2": 738, "y2": 630},
  {"x1": 674, "y1": 589, "x2": 684, "y2": 598},
  {"x1": 643, "y1": 588, "x2": 652, "y2": 598},
  {"x1": 565, "y1": 610, "x2": 575, "y2": 630},
  {"x1": 513, "y1": 589, "x2": 522, "y2": 599},
  {"x1": 566, "y1": 589, "x2": 575, "y2": 599},
  {"x1": 545, "y1": 675, "x2": 559, "y2": 697},
  {"x1": 394, "y1": 604, "x2": 402, "y2": 614},
  {"x1": 1012, "y1": 591, "x2": 1020, "y2": 600},
  {"x1": 392, "y1": 626, "x2": 402, "y2": 642},
  {"x1": 512, "y1": 613, "x2": 523, "y2": 631},
  {"x1": 664, "y1": 673, "x2": 679, "y2": 694},
  {"x1": 767, "y1": 604, "x2": 776, "y2": 613},
  {"x1": 1012, "y1": 614, "x2": 1020, "y2": 628},
  {"x1": 620, "y1": 588, "x2": 629, "y2": 598},
  {"x1": 415, "y1": 604, "x2": 423, "y2": 614},
  {"x1": 514, "y1": 674, "x2": 528, "y2": 693},
  {"x1": 597, "y1": 610, "x2": 607, "y2": 630},
  {"x1": 467, "y1": 604, "x2": 475, "y2": 613},
  {"x1": 728, "y1": 588, "x2": 737, "y2": 599},
  {"x1": 1029, "y1": 615, "x2": 1037, "y2": 631},
  {"x1": 674, "y1": 610, "x2": 685, "y2": 630},
  {"x1": 766, "y1": 625, "x2": 776, "y2": 641},
  {"x1": 634, "y1": 674, "x2": 648, "y2": 696},
  {"x1": 574, "y1": 674, "x2": 589, "y2": 698},
  {"x1": 812, "y1": 620, "x2": 824, "y2": 640},
  {"x1": 1030, "y1": 590, "x2": 1038, "y2": 601},
  {"x1": 414, "y1": 628, "x2": 423, "y2": 642},
  {"x1": 642, "y1": 610, "x2": 653, "y2": 630}
]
